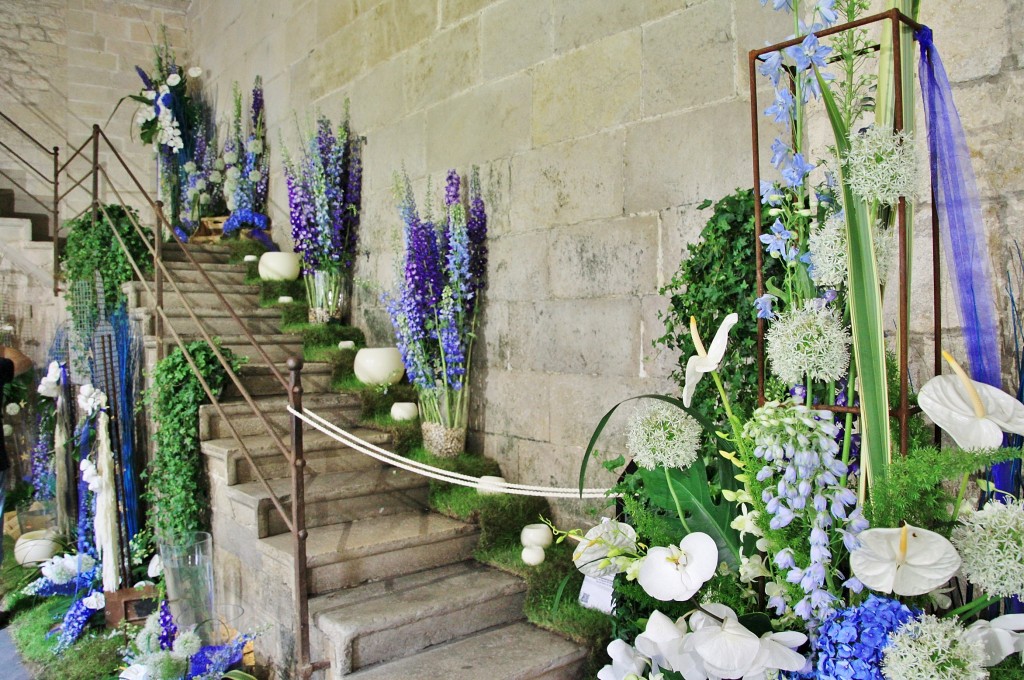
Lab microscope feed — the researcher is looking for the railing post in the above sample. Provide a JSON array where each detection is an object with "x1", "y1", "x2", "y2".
[
  {"x1": 52, "y1": 145, "x2": 59, "y2": 297},
  {"x1": 90, "y1": 124, "x2": 99, "y2": 228},
  {"x1": 154, "y1": 200, "x2": 164, "y2": 361},
  {"x1": 288, "y1": 356, "x2": 312, "y2": 679}
]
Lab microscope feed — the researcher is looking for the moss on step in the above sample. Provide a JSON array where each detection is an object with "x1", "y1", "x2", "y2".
[
  {"x1": 225, "y1": 238, "x2": 269, "y2": 264},
  {"x1": 258, "y1": 280, "x2": 305, "y2": 307}
]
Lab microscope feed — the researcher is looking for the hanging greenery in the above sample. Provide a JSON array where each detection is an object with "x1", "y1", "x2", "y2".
[{"x1": 144, "y1": 341, "x2": 243, "y2": 543}]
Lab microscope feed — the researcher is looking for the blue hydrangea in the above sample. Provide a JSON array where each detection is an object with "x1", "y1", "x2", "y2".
[{"x1": 815, "y1": 595, "x2": 920, "y2": 679}]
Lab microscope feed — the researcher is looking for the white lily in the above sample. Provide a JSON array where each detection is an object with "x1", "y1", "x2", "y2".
[
  {"x1": 573, "y1": 520, "x2": 638, "y2": 578},
  {"x1": 597, "y1": 639, "x2": 649, "y2": 680},
  {"x1": 638, "y1": 532, "x2": 718, "y2": 602},
  {"x1": 963, "y1": 614, "x2": 1024, "y2": 667},
  {"x1": 850, "y1": 523, "x2": 961, "y2": 596},
  {"x1": 918, "y1": 351, "x2": 1024, "y2": 450},
  {"x1": 682, "y1": 314, "x2": 738, "y2": 407},
  {"x1": 684, "y1": 603, "x2": 761, "y2": 679}
]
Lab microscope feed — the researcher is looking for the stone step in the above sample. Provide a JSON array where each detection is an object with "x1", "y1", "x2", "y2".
[
  {"x1": 223, "y1": 466, "x2": 429, "y2": 538},
  {"x1": 261, "y1": 510, "x2": 478, "y2": 595},
  {"x1": 162, "y1": 244, "x2": 236, "y2": 264},
  {"x1": 126, "y1": 281, "x2": 262, "y2": 312},
  {"x1": 199, "y1": 390, "x2": 360, "y2": 443},
  {"x1": 343, "y1": 621, "x2": 587, "y2": 680},
  {"x1": 161, "y1": 260, "x2": 250, "y2": 286},
  {"x1": 202, "y1": 428, "x2": 392, "y2": 485},
  {"x1": 0, "y1": 216, "x2": 32, "y2": 242},
  {"x1": 157, "y1": 306, "x2": 284, "y2": 337},
  {"x1": 219, "y1": 361, "x2": 334, "y2": 398},
  {"x1": 310, "y1": 562, "x2": 529, "y2": 676},
  {"x1": 144, "y1": 334, "x2": 305, "y2": 364}
]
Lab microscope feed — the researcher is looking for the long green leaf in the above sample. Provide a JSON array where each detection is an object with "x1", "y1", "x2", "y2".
[
  {"x1": 817, "y1": 70, "x2": 892, "y2": 500},
  {"x1": 638, "y1": 461, "x2": 741, "y2": 569},
  {"x1": 578, "y1": 394, "x2": 729, "y2": 494}
]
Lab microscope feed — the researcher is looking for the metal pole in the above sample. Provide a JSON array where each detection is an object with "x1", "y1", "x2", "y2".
[
  {"x1": 288, "y1": 356, "x2": 312, "y2": 679},
  {"x1": 91, "y1": 125, "x2": 99, "y2": 230},
  {"x1": 52, "y1": 145, "x2": 59, "y2": 297},
  {"x1": 891, "y1": 11, "x2": 910, "y2": 458},
  {"x1": 154, "y1": 200, "x2": 164, "y2": 362}
]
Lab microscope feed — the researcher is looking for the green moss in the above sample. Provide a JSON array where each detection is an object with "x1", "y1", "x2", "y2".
[
  {"x1": 225, "y1": 238, "x2": 269, "y2": 264},
  {"x1": 279, "y1": 302, "x2": 310, "y2": 329},
  {"x1": 243, "y1": 261, "x2": 260, "y2": 285},
  {"x1": 258, "y1": 280, "x2": 305, "y2": 306},
  {"x1": 363, "y1": 413, "x2": 422, "y2": 456},
  {"x1": 0, "y1": 535, "x2": 37, "y2": 608},
  {"x1": 358, "y1": 383, "x2": 418, "y2": 420},
  {"x1": 301, "y1": 324, "x2": 366, "y2": 348},
  {"x1": 992, "y1": 657, "x2": 1024, "y2": 679}
]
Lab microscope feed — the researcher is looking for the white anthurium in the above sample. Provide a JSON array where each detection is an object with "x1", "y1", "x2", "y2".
[
  {"x1": 573, "y1": 520, "x2": 638, "y2": 578},
  {"x1": 918, "y1": 351, "x2": 1024, "y2": 450},
  {"x1": 744, "y1": 630, "x2": 809, "y2": 679},
  {"x1": 638, "y1": 532, "x2": 718, "y2": 602},
  {"x1": 119, "y1": 665, "x2": 147, "y2": 680},
  {"x1": 684, "y1": 603, "x2": 762, "y2": 679},
  {"x1": 597, "y1": 639, "x2": 649, "y2": 680},
  {"x1": 963, "y1": 614, "x2": 1024, "y2": 667},
  {"x1": 850, "y1": 523, "x2": 961, "y2": 596},
  {"x1": 682, "y1": 313, "x2": 739, "y2": 407}
]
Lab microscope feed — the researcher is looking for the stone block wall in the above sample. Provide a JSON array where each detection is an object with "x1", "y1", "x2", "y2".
[{"x1": 180, "y1": 0, "x2": 1024, "y2": 524}]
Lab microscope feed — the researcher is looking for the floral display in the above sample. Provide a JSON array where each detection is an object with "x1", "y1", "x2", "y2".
[
  {"x1": 283, "y1": 112, "x2": 363, "y2": 322},
  {"x1": 221, "y1": 78, "x2": 273, "y2": 250},
  {"x1": 545, "y1": 3, "x2": 1024, "y2": 679},
  {"x1": 383, "y1": 169, "x2": 488, "y2": 433}
]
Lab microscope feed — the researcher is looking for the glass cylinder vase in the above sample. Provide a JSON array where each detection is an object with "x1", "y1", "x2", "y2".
[
  {"x1": 305, "y1": 269, "x2": 350, "y2": 324},
  {"x1": 159, "y1": 531, "x2": 215, "y2": 634}
]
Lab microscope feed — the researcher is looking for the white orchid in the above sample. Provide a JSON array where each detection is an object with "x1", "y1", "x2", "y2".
[
  {"x1": 573, "y1": 520, "x2": 638, "y2": 578},
  {"x1": 634, "y1": 610, "x2": 692, "y2": 675},
  {"x1": 83, "y1": 591, "x2": 106, "y2": 610},
  {"x1": 77, "y1": 383, "x2": 107, "y2": 417},
  {"x1": 963, "y1": 614, "x2": 1024, "y2": 667},
  {"x1": 682, "y1": 314, "x2": 738, "y2": 407},
  {"x1": 918, "y1": 351, "x2": 1024, "y2": 450},
  {"x1": 745, "y1": 630, "x2": 808, "y2": 678},
  {"x1": 148, "y1": 554, "x2": 164, "y2": 578},
  {"x1": 80, "y1": 458, "x2": 102, "y2": 493},
  {"x1": 850, "y1": 523, "x2": 961, "y2": 596},
  {"x1": 637, "y1": 532, "x2": 718, "y2": 602},
  {"x1": 684, "y1": 604, "x2": 762, "y2": 679},
  {"x1": 597, "y1": 638, "x2": 649, "y2": 680},
  {"x1": 37, "y1": 360, "x2": 62, "y2": 398}
]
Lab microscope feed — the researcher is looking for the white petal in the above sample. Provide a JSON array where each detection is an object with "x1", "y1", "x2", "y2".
[
  {"x1": 638, "y1": 548, "x2": 685, "y2": 601},
  {"x1": 964, "y1": 621, "x2": 1018, "y2": 667},
  {"x1": 706, "y1": 313, "x2": 739, "y2": 364},
  {"x1": 678, "y1": 532, "x2": 719, "y2": 583},
  {"x1": 748, "y1": 632, "x2": 808, "y2": 674},
  {"x1": 977, "y1": 382, "x2": 1024, "y2": 436},
  {"x1": 635, "y1": 611, "x2": 687, "y2": 672},
  {"x1": 691, "y1": 617, "x2": 760, "y2": 677},
  {"x1": 682, "y1": 355, "x2": 703, "y2": 408},
  {"x1": 919, "y1": 375, "x2": 1006, "y2": 449},
  {"x1": 991, "y1": 615, "x2": 1024, "y2": 632},
  {"x1": 851, "y1": 525, "x2": 960, "y2": 596}
]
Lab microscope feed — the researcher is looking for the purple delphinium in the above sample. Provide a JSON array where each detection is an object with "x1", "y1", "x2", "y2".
[
  {"x1": 158, "y1": 599, "x2": 178, "y2": 650},
  {"x1": 465, "y1": 168, "x2": 488, "y2": 317},
  {"x1": 55, "y1": 593, "x2": 99, "y2": 652}
]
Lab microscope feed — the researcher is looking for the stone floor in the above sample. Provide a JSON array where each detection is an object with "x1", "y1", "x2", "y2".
[{"x1": 0, "y1": 627, "x2": 32, "y2": 680}]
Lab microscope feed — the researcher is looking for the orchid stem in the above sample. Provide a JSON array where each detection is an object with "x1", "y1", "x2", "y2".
[
  {"x1": 951, "y1": 472, "x2": 970, "y2": 523},
  {"x1": 665, "y1": 466, "x2": 691, "y2": 534}
]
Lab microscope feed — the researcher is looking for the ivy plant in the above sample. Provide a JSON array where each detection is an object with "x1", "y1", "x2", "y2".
[{"x1": 144, "y1": 341, "x2": 244, "y2": 544}]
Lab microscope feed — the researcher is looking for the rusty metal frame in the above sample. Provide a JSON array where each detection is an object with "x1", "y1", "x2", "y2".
[{"x1": 748, "y1": 8, "x2": 937, "y2": 458}]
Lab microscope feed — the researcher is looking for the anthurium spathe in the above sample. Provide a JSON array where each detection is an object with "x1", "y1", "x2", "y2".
[
  {"x1": 850, "y1": 524, "x2": 961, "y2": 596},
  {"x1": 638, "y1": 532, "x2": 718, "y2": 602},
  {"x1": 918, "y1": 352, "x2": 1024, "y2": 450},
  {"x1": 573, "y1": 520, "x2": 638, "y2": 578},
  {"x1": 682, "y1": 313, "x2": 739, "y2": 407}
]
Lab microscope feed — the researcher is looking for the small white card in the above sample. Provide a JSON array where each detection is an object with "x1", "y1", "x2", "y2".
[{"x1": 578, "y1": 574, "x2": 615, "y2": 614}]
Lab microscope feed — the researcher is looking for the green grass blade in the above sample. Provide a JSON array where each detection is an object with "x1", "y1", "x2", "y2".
[{"x1": 817, "y1": 69, "x2": 892, "y2": 500}]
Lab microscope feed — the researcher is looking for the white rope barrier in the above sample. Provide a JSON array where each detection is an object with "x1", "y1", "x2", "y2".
[{"x1": 288, "y1": 406, "x2": 617, "y2": 499}]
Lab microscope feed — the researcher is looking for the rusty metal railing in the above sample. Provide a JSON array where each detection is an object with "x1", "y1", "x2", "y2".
[{"x1": 1, "y1": 113, "x2": 324, "y2": 678}]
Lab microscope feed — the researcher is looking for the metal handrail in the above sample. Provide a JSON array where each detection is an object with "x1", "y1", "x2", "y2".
[{"x1": 0, "y1": 111, "x2": 322, "y2": 678}]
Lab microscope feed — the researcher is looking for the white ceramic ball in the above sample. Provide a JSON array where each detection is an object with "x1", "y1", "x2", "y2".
[
  {"x1": 337, "y1": 340, "x2": 356, "y2": 350},
  {"x1": 257, "y1": 252, "x2": 301, "y2": 282},
  {"x1": 520, "y1": 523, "x2": 554, "y2": 549},
  {"x1": 390, "y1": 402, "x2": 418, "y2": 421},
  {"x1": 278, "y1": 295, "x2": 294, "y2": 304},
  {"x1": 353, "y1": 348, "x2": 405, "y2": 386},
  {"x1": 521, "y1": 546, "x2": 546, "y2": 566},
  {"x1": 14, "y1": 529, "x2": 59, "y2": 566},
  {"x1": 243, "y1": 254, "x2": 259, "y2": 263},
  {"x1": 477, "y1": 475, "x2": 506, "y2": 495}
]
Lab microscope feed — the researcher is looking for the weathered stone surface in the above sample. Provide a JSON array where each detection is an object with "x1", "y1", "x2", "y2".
[
  {"x1": 731, "y1": 0, "x2": 797, "y2": 95},
  {"x1": 481, "y1": 0, "x2": 552, "y2": 78},
  {"x1": 643, "y1": 0, "x2": 734, "y2": 116},
  {"x1": 361, "y1": 112, "x2": 427, "y2": 197},
  {"x1": 532, "y1": 29, "x2": 641, "y2": 146},
  {"x1": 553, "y1": 0, "x2": 644, "y2": 53},
  {"x1": 928, "y1": 0, "x2": 1011, "y2": 82},
  {"x1": 405, "y1": 18, "x2": 480, "y2": 111},
  {"x1": 488, "y1": 231, "x2": 550, "y2": 301},
  {"x1": 546, "y1": 373, "x2": 649, "y2": 448},
  {"x1": 510, "y1": 129, "x2": 625, "y2": 230},
  {"x1": 661, "y1": 200, "x2": 717, "y2": 283},
  {"x1": 425, "y1": 73, "x2": 532, "y2": 171},
  {"x1": 349, "y1": 52, "x2": 408, "y2": 130},
  {"x1": 440, "y1": 0, "x2": 491, "y2": 26},
  {"x1": 548, "y1": 215, "x2": 659, "y2": 299},
  {"x1": 477, "y1": 368, "x2": 551, "y2": 442}
]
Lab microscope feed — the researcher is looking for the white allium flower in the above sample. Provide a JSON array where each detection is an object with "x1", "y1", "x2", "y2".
[
  {"x1": 223, "y1": 151, "x2": 238, "y2": 165},
  {"x1": 765, "y1": 301, "x2": 851, "y2": 385},
  {"x1": 172, "y1": 630, "x2": 202, "y2": 658},
  {"x1": 247, "y1": 139, "x2": 263, "y2": 154},
  {"x1": 209, "y1": 170, "x2": 222, "y2": 184},
  {"x1": 187, "y1": 66, "x2": 202, "y2": 78},
  {"x1": 873, "y1": 223, "x2": 897, "y2": 288},
  {"x1": 199, "y1": 192, "x2": 210, "y2": 205},
  {"x1": 195, "y1": 179, "x2": 207, "y2": 191},
  {"x1": 882, "y1": 615, "x2": 986, "y2": 680},
  {"x1": 213, "y1": 158, "x2": 225, "y2": 171},
  {"x1": 809, "y1": 213, "x2": 848, "y2": 288},
  {"x1": 846, "y1": 125, "x2": 919, "y2": 206},
  {"x1": 626, "y1": 401, "x2": 702, "y2": 471},
  {"x1": 952, "y1": 500, "x2": 1024, "y2": 598},
  {"x1": 2, "y1": 424, "x2": 12, "y2": 437},
  {"x1": 186, "y1": 187, "x2": 198, "y2": 200},
  {"x1": 183, "y1": 161, "x2": 197, "y2": 174},
  {"x1": 166, "y1": 73, "x2": 181, "y2": 87},
  {"x1": 247, "y1": 170, "x2": 262, "y2": 183},
  {"x1": 226, "y1": 166, "x2": 241, "y2": 181},
  {"x1": 5, "y1": 401, "x2": 20, "y2": 416}
]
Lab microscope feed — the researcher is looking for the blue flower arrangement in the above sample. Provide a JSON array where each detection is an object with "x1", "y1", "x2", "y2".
[
  {"x1": 221, "y1": 77, "x2": 274, "y2": 249},
  {"x1": 815, "y1": 596, "x2": 920, "y2": 679}
]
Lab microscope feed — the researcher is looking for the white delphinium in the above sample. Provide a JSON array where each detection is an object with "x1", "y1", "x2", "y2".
[
  {"x1": 172, "y1": 629, "x2": 202, "y2": 658},
  {"x1": 846, "y1": 125, "x2": 919, "y2": 206},
  {"x1": 952, "y1": 499, "x2": 1024, "y2": 599},
  {"x1": 766, "y1": 301, "x2": 851, "y2": 385},
  {"x1": 809, "y1": 213, "x2": 848, "y2": 288},
  {"x1": 626, "y1": 401, "x2": 702, "y2": 471},
  {"x1": 882, "y1": 615, "x2": 986, "y2": 680}
]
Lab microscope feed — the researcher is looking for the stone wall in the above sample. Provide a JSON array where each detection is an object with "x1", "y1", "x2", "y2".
[{"x1": 183, "y1": 0, "x2": 1024, "y2": 524}]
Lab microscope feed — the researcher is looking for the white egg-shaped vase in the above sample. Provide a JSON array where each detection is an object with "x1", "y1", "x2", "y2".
[
  {"x1": 520, "y1": 523, "x2": 554, "y2": 549},
  {"x1": 353, "y1": 347, "x2": 406, "y2": 386},
  {"x1": 258, "y1": 252, "x2": 301, "y2": 282},
  {"x1": 390, "y1": 402, "x2": 419, "y2": 421},
  {"x1": 521, "y1": 546, "x2": 546, "y2": 566},
  {"x1": 15, "y1": 529, "x2": 59, "y2": 566}
]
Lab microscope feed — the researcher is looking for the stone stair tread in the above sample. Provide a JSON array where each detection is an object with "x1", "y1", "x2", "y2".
[
  {"x1": 226, "y1": 466, "x2": 428, "y2": 510},
  {"x1": 162, "y1": 260, "x2": 248, "y2": 272},
  {"x1": 201, "y1": 428, "x2": 391, "y2": 460},
  {"x1": 344, "y1": 622, "x2": 587, "y2": 680},
  {"x1": 313, "y1": 562, "x2": 525, "y2": 634},
  {"x1": 161, "y1": 306, "x2": 281, "y2": 318},
  {"x1": 145, "y1": 333, "x2": 302, "y2": 346},
  {"x1": 127, "y1": 280, "x2": 257, "y2": 294},
  {"x1": 201, "y1": 385, "x2": 349, "y2": 410},
  {"x1": 262, "y1": 511, "x2": 475, "y2": 568}
]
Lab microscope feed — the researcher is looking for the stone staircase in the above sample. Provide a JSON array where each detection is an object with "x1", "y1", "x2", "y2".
[{"x1": 133, "y1": 242, "x2": 587, "y2": 680}]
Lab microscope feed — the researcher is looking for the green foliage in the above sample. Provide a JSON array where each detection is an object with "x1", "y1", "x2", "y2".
[
  {"x1": 655, "y1": 189, "x2": 779, "y2": 456},
  {"x1": 0, "y1": 535, "x2": 36, "y2": 610},
  {"x1": 244, "y1": 261, "x2": 260, "y2": 285},
  {"x1": 62, "y1": 204, "x2": 153, "y2": 314},
  {"x1": 365, "y1": 412, "x2": 422, "y2": 456},
  {"x1": 145, "y1": 340, "x2": 244, "y2": 543},
  {"x1": 991, "y1": 657, "x2": 1024, "y2": 679},
  {"x1": 279, "y1": 302, "x2": 310, "y2": 329},
  {"x1": 224, "y1": 238, "x2": 268, "y2": 264},
  {"x1": 866, "y1": 446, "x2": 1023, "y2": 534}
]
